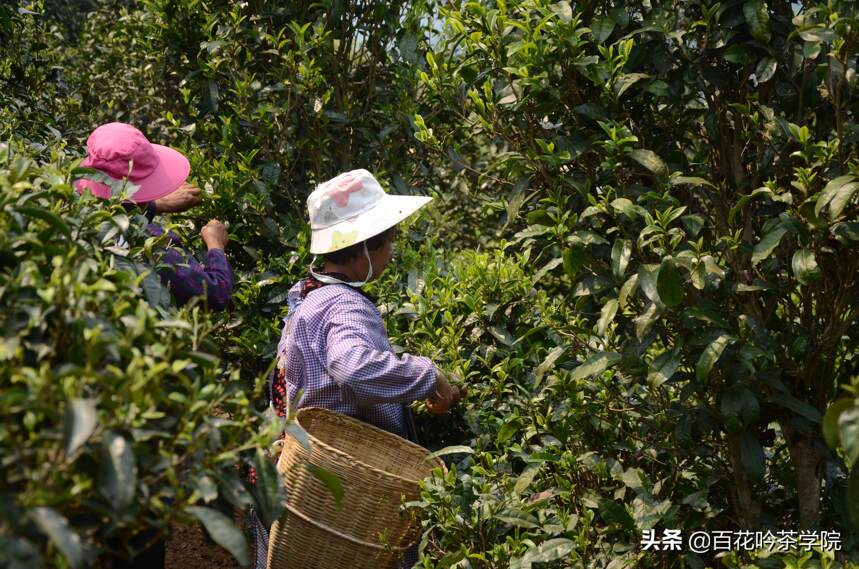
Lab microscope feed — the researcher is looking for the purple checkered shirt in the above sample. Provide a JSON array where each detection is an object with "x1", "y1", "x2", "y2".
[
  {"x1": 276, "y1": 279, "x2": 437, "y2": 439},
  {"x1": 144, "y1": 223, "x2": 234, "y2": 311}
]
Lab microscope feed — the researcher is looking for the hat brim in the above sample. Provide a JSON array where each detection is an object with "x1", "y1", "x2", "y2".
[
  {"x1": 74, "y1": 144, "x2": 190, "y2": 204},
  {"x1": 310, "y1": 194, "x2": 433, "y2": 254}
]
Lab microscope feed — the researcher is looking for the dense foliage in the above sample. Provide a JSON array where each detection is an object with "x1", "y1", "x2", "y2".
[
  {"x1": 411, "y1": 0, "x2": 859, "y2": 563},
  {"x1": 2, "y1": 0, "x2": 859, "y2": 567},
  {"x1": 0, "y1": 144, "x2": 290, "y2": 567}
]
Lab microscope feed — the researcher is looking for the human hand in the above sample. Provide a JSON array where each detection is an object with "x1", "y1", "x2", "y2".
[
  {"x1": 154, "y1": 182, "x2": 202, "y2": 214},
  {"x1": 426, "y1": 368, "x2": 465, "y2": 415},
  {"x1": 201, "y1": 219, "x2": 228, "y2": 250}
]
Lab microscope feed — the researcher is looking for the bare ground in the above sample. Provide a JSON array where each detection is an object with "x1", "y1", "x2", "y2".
[{"x1": 166, "y1": 523, "x2": 242, "y2": 569}]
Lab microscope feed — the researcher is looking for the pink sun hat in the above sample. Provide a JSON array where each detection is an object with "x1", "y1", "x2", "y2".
[{"x1": 74, "y1": 122, "x2": 190, "y2": 203}]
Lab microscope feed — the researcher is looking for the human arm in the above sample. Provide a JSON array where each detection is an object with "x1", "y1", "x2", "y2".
[
  {"x1": 148, "y1": 222, "x2": 234, "y2": 311},
  {"x1": 152, "y1": 183, "x2": 202, "y2": 214}
]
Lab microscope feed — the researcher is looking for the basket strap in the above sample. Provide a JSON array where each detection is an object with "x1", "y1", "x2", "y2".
[{"x1": 284, "y1": 503, "x2": 409, "y2": 552}]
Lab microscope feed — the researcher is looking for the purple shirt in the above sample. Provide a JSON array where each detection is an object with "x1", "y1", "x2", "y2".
[
  {"x1": 277, "y1": 279, "x2": 437, "y2": 439},
  {"x1": 144, "y1": 223, "x2": 234, "y2": 311}
]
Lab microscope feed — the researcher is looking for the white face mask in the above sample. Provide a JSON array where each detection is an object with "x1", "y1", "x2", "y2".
[{"x1": 308, "y1": 241, "x2": 374, "y2": 287}]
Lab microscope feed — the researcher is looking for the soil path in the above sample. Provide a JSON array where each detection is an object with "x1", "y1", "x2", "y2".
[{"x1": 166, "y1": 523, "x2": 242, "y2": 569}]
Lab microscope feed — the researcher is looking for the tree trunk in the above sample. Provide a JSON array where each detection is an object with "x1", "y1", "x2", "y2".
[
  {"x1": 781, "y1": 421, "x2": 823, "y2": 528},
  {"x1": 726, "y1": 431, "x2": 762, "y2": 528}
]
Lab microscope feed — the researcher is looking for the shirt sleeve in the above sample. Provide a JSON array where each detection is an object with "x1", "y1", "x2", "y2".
[
  {"x1": 151, "y1": 228, "x2": 235, "y2": 311},
  {"x1": 324, "y1": 296, "x2": 437, "y2": 405}
]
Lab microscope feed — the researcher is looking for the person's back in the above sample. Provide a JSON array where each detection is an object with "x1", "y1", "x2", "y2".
[{"x1": 282, "y1": 279, "x2": 436, "y2": 440}]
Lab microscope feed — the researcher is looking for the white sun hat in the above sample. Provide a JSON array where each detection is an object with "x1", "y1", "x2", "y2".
[{"x1": 307, "y1": 169, "x2": 432, "y2": 255}]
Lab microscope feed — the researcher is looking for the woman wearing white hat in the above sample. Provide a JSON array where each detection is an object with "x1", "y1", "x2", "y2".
[
  {"x1": 271, "y1": 168, "x2": 463, "y2": 435},
  {"x1": 251, "y1": 169, "x2": 464, "y2": 568}
]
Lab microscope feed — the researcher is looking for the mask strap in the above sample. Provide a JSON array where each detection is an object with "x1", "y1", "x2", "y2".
[{"x1": 308, "y1": 241, "x2": 374, "y2": 287}]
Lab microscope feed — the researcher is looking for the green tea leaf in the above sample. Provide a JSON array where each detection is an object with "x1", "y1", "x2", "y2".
[
  {"x1": 609, "y1": 6, "x2": 629, "y2": 27},
  {"x1": 15, "y1": 206, "x2": 71, "y2": 238},
  {"x1": 534, "y1": 346, "x2": 565, "y2": 386},
  {"x1": 100, "y1": 431, "x2": 136, "y2": 509},
  {"x1": 755, "y1": 56, "x2": 777, "y2": 83},
  {"x1": 751, "y1": 225, "x2": 787, "y2": 265},
  {"x1": 63, "y1": 398, "x2": 97, "y2": 458},
  {"x1": 521, "y1": 538, "x2": 575, "y2": 564},
  {"x1": 611, "y1": 239, "x2": 631, "y2": 278},
  {"x1": 723, "y1": 44, "x2": 754, "y2": 64},
  {"x1": 597, "y1": 299, "x2": 619, "y2": 335},
  {"x1": 828, "y1": 182, "x2": 859, "y2": 219},
  {"x1": 671, "y1": 175, "x2": 716, "y2": 188},
  {"x1": 31, "y1": 508, "x2": 85, "y2": 568},
  {"x1": 562, "y1": 246, "x2": 587, "y2": 276},
  {"x1": 696, "y1": 334, "x2": 733, "y2": 383},
  {"x1": 597, "y1": 498, "x2": 635, "y2": 530},
  {"x1": 769, "y1": 393, "x2": 822, "y2": 424},
  {"x1": 424, "y1": 445, "x2": 474, "y2": 460},
  {"x1": 815, "y1": 175, "x2": 857, "y2": 217},
  {"x1": 823, "y1": 399, "x2": 855, "y2": 448},
  {"x1": 791, "y1": 248, "x2": 821, "y2": 285},
  {"x1": 251, "y1": 448, "x2": 287, "y2": 525},
  {"x1": 638, "y1": 264, "x2": 661, "y2": 305},
  {"x1": 306, "y1": 464, "x2": 345, "y2": 510},
  {"x1": 514, "y1": 466, "x2": 541, "y2": 495},
  {"x1": 186, "y1": 506, "x2": 250, "y2": 566},
  {"x1": 832, "y1": 222, "x2": 859, "y2": 244},
  {"x1": 497, "y1": 508, "x2": 540, "y2": 528},
  {"x1": 619, "y1": 274, "x2": 639, "y2": 309},
  {"x1": 647, "y1": 352, "x2": 680, "y2": 387},
  {"x1": 284, "y1": 421, "x2": 312, "y2": 455},
  {"x1": 629, "y1": 148, "x2": 666, "y2": 175},
  {"x1": 497, "y1": 417, "x2": 521, "y2": 444},
  {"x1": 532, "y1": 257, "x2": 563, "y2": 283},
  {"x1": 591, "y1": 16, "x2": 615, "y2": 44},
  {"x1": 615, "y1": 73, "x2": 650, "y2": 97},
  {"x1": 720, "y1": 389, "x2": 760, "y2": 431},
  {"x1": 839, "y1": 406, "x2": 859, "y2": 467},
  {"x1": 488, "y1": 325, "x2": 516, "y2": 347},
  {"x1": 574, "y1": 103, "x2": 608, "y2": 121},
  {"x1": 549, "y1": 1, "x2": 572, "y2": 24},
  {"x1": 571, "y1": 352, "x2": 622, "y2": 381},
  {"x1": 799, "y1": 27, "x2": 836, "y2": 43},
  {"x1": 656, "y1": 259, "x2": 684, "y2": 308},
  {"x1": 634, "y1": 302, "x2": 660, "y2": 341},
  {"x1": 743, "y1": 0, "x2": 770, "y2": 41}
]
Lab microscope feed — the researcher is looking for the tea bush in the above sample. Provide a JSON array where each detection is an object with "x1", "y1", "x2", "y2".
[
  {"x1": 374, "y1": 243, "x2": 726, "y2": 566},
  {"x1": 3, "y1": 0, "x2": 859, "y2": 567},
  {"x1": 414, "y1": 0, "x2": 859, "y2": 561},
  {"x1": 0, "y1": 145, "x2": 286, "y2": 567}
]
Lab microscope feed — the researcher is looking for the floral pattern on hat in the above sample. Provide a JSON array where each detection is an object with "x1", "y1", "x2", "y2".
[
  {"x1": 326, "y1": 174, "x2": 363, "y2": 207},
  {"x1": 306, "y1": 169, "x2": 432, "y2": 254},
  {"x1": 331, "y1": 230, "x2": 359, "y2": 250}
]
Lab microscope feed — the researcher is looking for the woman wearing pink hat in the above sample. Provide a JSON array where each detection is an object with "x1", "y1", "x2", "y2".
[
  {"x1": 76, "y1": 122, "x2": 234, "y2": 311},
  {"x1": 251, "y1": 169, "x2": 465, "y2": 568}
]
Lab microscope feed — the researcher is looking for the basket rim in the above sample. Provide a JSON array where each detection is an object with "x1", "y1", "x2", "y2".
[{"x1": 293, "y1": 407, "x2": 445, "y2": 485}]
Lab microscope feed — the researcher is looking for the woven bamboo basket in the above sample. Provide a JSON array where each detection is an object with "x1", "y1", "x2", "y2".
[{"x1": 266, "y1": 407, "x2": 445, "y2": 569}]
